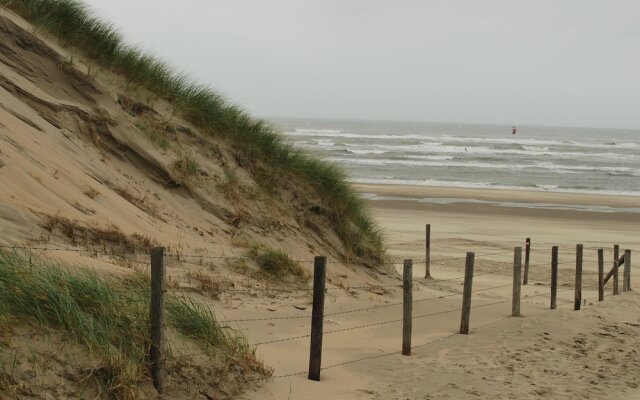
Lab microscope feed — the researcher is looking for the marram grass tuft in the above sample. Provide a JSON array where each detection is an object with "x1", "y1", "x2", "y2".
[{"x1": 0, "y1": 249, "x2": 267, "y2": 398}]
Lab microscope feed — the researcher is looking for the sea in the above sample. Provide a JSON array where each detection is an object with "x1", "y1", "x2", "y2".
[{"x1": 272, "y1": 118, "x2": 640, "y2": 197}]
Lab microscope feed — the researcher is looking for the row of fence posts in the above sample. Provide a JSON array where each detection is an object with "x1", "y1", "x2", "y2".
[
  {"x1": 308, "y1": 240, "x2": 632, "y2": 382},
  {"x1": 143, "y1": 235, "x2": 633, "y2": 390}
]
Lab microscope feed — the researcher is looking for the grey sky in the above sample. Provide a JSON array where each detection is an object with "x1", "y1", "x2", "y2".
[{"x1": 83, "y1": 0, "x2": 639, "y2": 129}]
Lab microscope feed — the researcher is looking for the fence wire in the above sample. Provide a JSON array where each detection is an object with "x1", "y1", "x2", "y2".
[{"x1": 1, "y1": 242, "x2": 633, "y2": 383}]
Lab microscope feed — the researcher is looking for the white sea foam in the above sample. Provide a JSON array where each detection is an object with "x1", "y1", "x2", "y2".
[
  {"x1": 294, "y1": 128, "x2": 343, "y2": 134},
  {"x1": 535, "y1": 184, "x2": 559, "y2": 190},
  {"x1": 329, "y1": 157, "x2": 640, "y2": 176},
  {"x1": 315, "y1": 139, "x2": 335, "y2": 147},
  {"x1": 286, "y1": 130, "x2": 428, "y2": 140},
  {"x1": 567, "y1": 141, "x2": 640, "y2": 149},
  {"x1": 350, "y1": 177, "x2": 640, "y2": 196},
  {"x1": 404, "y1": 155, "x2": 455, "y2": 161},
  {"x1": 366, "y1": 143, "x2": 637, "y2": 160},
  {"x1": 346, "y1": 149, "x2": 388, "y2": 155}
]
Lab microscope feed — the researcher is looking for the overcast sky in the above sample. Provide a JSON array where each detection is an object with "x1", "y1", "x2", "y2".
[{"x1": 83, "y1": 0, "x2": 639, "y2": 129}]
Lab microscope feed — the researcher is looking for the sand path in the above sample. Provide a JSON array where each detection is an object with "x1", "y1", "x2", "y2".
[{"x1": 243, "y1": 185, "x2": 639, "y2": 399}]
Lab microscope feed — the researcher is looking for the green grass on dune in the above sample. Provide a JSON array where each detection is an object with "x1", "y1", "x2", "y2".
[
  {"x1": 0, "y1": 249, "x2": 263, "y2": 398},
  {"x1": 249, "y1": 243, "x2": 309, "y2": 282},
  {"x1": 0, "y1": 0, "x2": 384, "y2": 261}
]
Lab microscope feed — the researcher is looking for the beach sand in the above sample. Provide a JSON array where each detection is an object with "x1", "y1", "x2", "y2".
[
  {"x1": 356, "y1": 183, "x2": 640, "y2": 266},
  {"x1": 245, "y1": 184, "x2": 640, "y2": 400}
]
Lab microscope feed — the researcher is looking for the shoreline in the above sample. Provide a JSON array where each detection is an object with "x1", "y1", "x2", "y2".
[
  {"x1": 353, "y1": 183, "x2": 640, "y2": 211},
  {"x1": 354, "y1": 182, "x2": 640, "y2": 263}
]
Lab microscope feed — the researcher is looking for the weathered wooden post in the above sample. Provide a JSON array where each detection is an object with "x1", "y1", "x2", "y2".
[
  {"x1": 402, "y1": 259, "x2": 413, "y2": 356},
  {"x1": 459, "y1": 252, "x2": 475, "y2": 334},
  {"x1": 308, "y1": 256, "x2": 327, "y2": 381},
  {"x1": 424, "y1": 224, "x2": 431, "y2": 279},
  {"x1": 150, "y1": 247, "x2": 166, "y2": 393},
  {"x1": 551, "y1": 246, "x2": 558, "y2": 310},
  {"x1": 512, "y1": 247, "x2": 522, "y2": 317},
  {"x1": 574, "y1": 244, "x2": 583, "y2": 310},
  {"x1": 598, "y1": 249, "x2": 604, "y2": 302},
  {"x1": 613, "y1": 245, "x2": 619, "y2": 295},
  {"x1": 624, "y1": 250, "x2": 631, "y2": 291},
  {"x1": 523, "y1": 238, "x2": 531, "y2": 285}
]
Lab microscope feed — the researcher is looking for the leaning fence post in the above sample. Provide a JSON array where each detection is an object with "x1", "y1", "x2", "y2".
[
  {"x1": 523, "y1": 238, "x2": 531, "y2": 285},
  {"x1": 512, "y1": 247, "x2": 522, "y2": 317},
  {"x1": 551, "y1": 246, "x2": 558, "y2": 310},
  {"x1": 613, "y1": 245, "x2": 619, "y2": 295},
  {"x1": 574, "y1": 244, "x2": 583, "y2": 310},
  {"x1": 459, "y1": 252, "x2": 475, "y2": 334},
  {"x1": 624, "y1": 250, "x2": 631, "y2": 291},
  {"x1": 150, "y1": 247, "x2": 166, "y2": 393},
  {"x1": 425, "y1": 225, "x2": 431, "y2": 279},
  {"x1": 598, "y1": 249, "x2": 604, "y2": 302},
  {"x1": 402, "y1": 259, "x2": 413, "y2": 356},
  {"x1": 308, "y1": 256, "x2": 327, "y2": 381}
]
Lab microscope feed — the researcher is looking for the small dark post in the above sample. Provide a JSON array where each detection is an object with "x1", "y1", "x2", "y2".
[
  {"x1": 150, "y1": 247, "x2": 166, "y2": 393},
  {"x1": 598, "y1": 249, "x2": 604, "y2": 302},
  {"x1": 574, "y1": 244, "x2": 583, "y2": 311},
  {"x1": 425, "y1": 224, "x2": 431, "y2": 279},
  {"x1": 459, "y1": 252, "x2": 475, "y2": 334},
  {"x1": 512, "y1": 247, "x2": 522, "y2": 317},
  {"x1": 551, "y1": 246, "x2": 558, "y2": 310},
  {"x1": 613, "y1": 245, "x2": 619, "y2": 295},
  {"x1": 402, "y1": 259, "x2": 413, "y2": 356},
  {"x1": 523, "y1": 238, "x2": 531, "y2": 285},
  {"x1": 308, "y1": 256, "x2": 327, "y2": 381},
  {"x1": 624, "y1": 250, "x2": 631, "y2": 291}
]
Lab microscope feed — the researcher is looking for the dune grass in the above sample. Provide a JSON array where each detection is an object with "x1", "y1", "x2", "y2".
[
  {"x1": 249, "y1": 243, "x2": 309, "y2": 282},
  {"x1": 0, "y1": 249, "x2": 264, "y2": 398},
  {"x1": 0, "y1": 0, "x2": 384, "y2": 261}
]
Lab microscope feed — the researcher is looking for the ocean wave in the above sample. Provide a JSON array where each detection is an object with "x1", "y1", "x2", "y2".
[
  {"x1": 533, "y1": 162, "x2": 639, "y2": 175},
  {"x1": 350, "y1": 177, "x2": 640, "y2": 196},
  {"x1": 404, "y1": 155, "x2": 455, "y2": 161},
  {"x1": 294, "y1": 128, "x2": 343, "y2": 134},
  {"x1": 568, "y1": 141, "x2": 640, "y2": 149},
  {"x1": 436, "y1": 135, "x2": 563, "y2": 146},
  {"x1": 328, "y1": 157, "x2": 640, "y2": 176},
  {"x1": 287, "y1": 130, "x2": 640, "y2": 154},
  {"x1": 522, "y1": 146, "x2": 550, "y2": 152},
  {"x1": 286, "y1": 131, "x2": 430, "y2": 140},
  {"x1": 368, "y1": 143, "x2": 638, "y2": 160},
  {"x1": 607, "y1": 170, "x2": 638, "y2": 177},
  {"x1": 535, "y1": 184, "x2": 559, "y2": 190},
  {"x1": 346, "y1": 149, "x2": 388, "y2": 155}
]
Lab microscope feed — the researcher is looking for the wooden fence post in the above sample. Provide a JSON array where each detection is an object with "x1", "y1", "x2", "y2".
[
  {"x1": 551, "y1": 246, "x2": 558, "y2": 310},
  {"x1": 402, "y1": 259, "x2": 413, "y2": 356},
  {"x1": 613, "y1": 245, "x2": 619, "y2": 295},
  {"x1": 150, "y1": 247, "x2": 166, "y2": 393},
  {"x1": 598, "y1": 249, "x2": 604, "y2": 302},
  {"x1": 425, "y1": 224, "x2": 431, "y2": 279},
  {"x1": 512, "y1": 247, "x2": 522, "y2": 317},
  {"x1": 523, "y1": 238, "x2": 531, "y2": 285},
  {"x1": 574, "y1": 244, "x2": 583, "y2": 311},
  {"x1": 308, "y1": 256, "x2": 327, "y2": 381},
  {"x1": 624, "y1": 250, "x2": 631, "y2": 291},
  {"x1": 459, "y1": 252, "x2": 475, "y2": 334}
]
